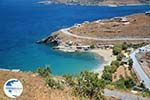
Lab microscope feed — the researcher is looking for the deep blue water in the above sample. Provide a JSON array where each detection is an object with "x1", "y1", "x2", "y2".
[{"x1": 0, "y1": 0, "x2": 150, "y2": 75}]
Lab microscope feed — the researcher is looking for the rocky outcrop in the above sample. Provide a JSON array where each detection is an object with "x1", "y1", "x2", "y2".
[{"x1": 36, "y1": 33, "x2": 61, "y2": 46}]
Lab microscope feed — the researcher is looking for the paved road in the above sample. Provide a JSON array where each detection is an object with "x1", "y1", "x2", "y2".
[
  {"x1": 104, "y1": 89, "x2": 150, "y2": 100},
  {"x1": 60, "y1": 28, "x2": 150, "y2": 41},
  {"x1": 130, "y1": 45, "x2": 150, "y2": 90}
]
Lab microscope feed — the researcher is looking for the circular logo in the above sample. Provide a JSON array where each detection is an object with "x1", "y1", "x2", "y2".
[{"x1": 3, "y1": 79, "x2": 23, "y2": 98}]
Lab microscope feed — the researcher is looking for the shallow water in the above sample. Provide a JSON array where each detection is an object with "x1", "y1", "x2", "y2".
[{"x1": 0, "y1": 0, "x2": 150, "y2": 75}]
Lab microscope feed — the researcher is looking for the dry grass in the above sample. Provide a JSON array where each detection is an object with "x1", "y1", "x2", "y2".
[
  {"x1": 0, "y1": 71, "x2": 77, "y2": 100},
  {"x1": 69, "y1": 14, "x2": 150, "y2": 38},
  {"x1": 0, "y1": 70, "x2": 119, "y2": 100},
  {"x1": 51, "y1": 14, "x2": 150, "y2": 45}
]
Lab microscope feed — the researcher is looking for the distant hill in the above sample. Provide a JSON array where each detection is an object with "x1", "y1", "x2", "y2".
[{"x1": 47, "y1": 0, "x2": 150, "y2": 5}]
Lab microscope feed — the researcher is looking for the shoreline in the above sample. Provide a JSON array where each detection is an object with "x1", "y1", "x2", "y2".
[
  {"x1": 37, "y1": 1, "x2": 150, "y2": 7},
  {"x1": 90, "y1": 48, "x2": 116, "y2": 77},
  {"x1": 0, "y1": 68, "x2": 20, "y2": 72},
  {"x1": 0, "y1": 48, "x2": 114, "y2": 77}
]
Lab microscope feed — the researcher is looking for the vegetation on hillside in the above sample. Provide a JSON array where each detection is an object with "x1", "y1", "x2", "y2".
[
  {"x1": 102, "y1": 43, "x2": 137, "y2": 90},
  {"x1": 102, "y1": 60, "x2": 119, "y2": 82},
  {"x1": 36, "y1": 67, "x2": 106, "y2": 100},
  {"x1": 36, "y1": 67, "x2": 63, "y2": 89},
  {"x1": 36, "y1": 67, "x2": 51, "y2": 77},
  {"x1": 35, "y1": 42, "x2": 150, "y2": 98},
  {"x1": 73, "y1": 71, "x2": 105, "y2": 100},
  {"x1": 115, "y1": 77, "x2": 135, "y2": 89}
]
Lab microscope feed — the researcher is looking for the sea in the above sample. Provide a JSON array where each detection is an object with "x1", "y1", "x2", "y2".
[{"x1": 0, "y1": 0, "x2": 150, "y2": 75}]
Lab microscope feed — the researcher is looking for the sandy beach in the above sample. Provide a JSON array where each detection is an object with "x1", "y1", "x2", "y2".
[{"x1": 90, "y1": 49, "x2": 116, "y2": 77}]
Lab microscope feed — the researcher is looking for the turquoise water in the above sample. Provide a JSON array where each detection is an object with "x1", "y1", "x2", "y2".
[{"x1": 0, "y1": 0, "x2": 150, "y2": 75}]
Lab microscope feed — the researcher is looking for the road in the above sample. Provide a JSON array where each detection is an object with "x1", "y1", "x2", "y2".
[
  {"x1": 130, "y1": 45, "x2": 150, "y2": 90},
  {"x1": 104, "y1": 89, "x2": 150, "y2": 100},
  {"x1": 60, "y1": 28, "x2": 150, "y2": 41}
]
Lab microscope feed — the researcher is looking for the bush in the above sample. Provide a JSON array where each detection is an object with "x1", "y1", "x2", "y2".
[
  {"x1": 74, "y1": 71, "x2": 105, "y2": 100},
  {"x1": 117, "y1": 53, "x2": 124, "y2": 61},
  {"x1": 122, "y1": 42, "x2": 128, "y2": 51},
  {"x1": 36, "y1": 67, "x2": 51, "y2": 77},
  {"x1": 112, "y1": 44, "x2": 122, "y2": 55},
  {"x1": 115, "y1": 77, "x2": 126, "y2": 89},
  {"x1": 46, "y1": 76, "x2": 64, "y2": 89},
  {"x1": 111, "y1": 60, "x2": 120, "y2": 67},
  {"x1": 90, "y1": 44, "x2": 95, "y2": 49},
  {"x1": 142, "y1": 89, "x2": 150, "y2": 97},
  {"x1": 102, "y1": 71, "x2": 112, "y2": 81},
  {"x1": 128, "y1": 58, "x2": 133, "y2": 67},
  {"x1": 124, "y1": 77, "x2": 135, "y2": 88},
  {"x1": 102, "y1": 62, "x2": 119, "y2": 82},
  {"x1": 63, "y1": 74, "x2": 75, "y2": 86},
  {"x1": 115, "y1": 77, "x2": 135, "y2": 89},
  {"x1": 111, "y1": 64, "x2": 118, "y2": 73}
]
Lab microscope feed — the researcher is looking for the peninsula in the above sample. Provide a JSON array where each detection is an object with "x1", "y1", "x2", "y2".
[
  {"x1": 38, "y1": 0, "x2": 150, "y2": 6},
  {"x1": 41, "y1": 13, "x2": 150, "y2": 51}
]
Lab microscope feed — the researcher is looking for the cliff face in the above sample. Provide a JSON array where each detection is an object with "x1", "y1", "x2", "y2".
[{"x1": 48, "y1": 0, "x2": 150, "y2": 5}]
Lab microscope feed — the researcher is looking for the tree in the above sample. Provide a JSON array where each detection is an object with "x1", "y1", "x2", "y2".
[
  {"x1": 122, "y1": 42, "x2": 128, "y2": 51},
  {"x1": 140, "y1": 80, "x2": 146, "y2": 89},
  {"x1": 112, "y1": 44, "x2": 122, "y2": 55},
  {"x1": 102, "y1": 65, "x2": 112, "y2": 81},
  {"x1": 90, "y1": 44, "x2": 95, "y2": 49},
  {"x1": 74, "y1": 71, "x2": 105, "y2": 99},
  {"x1": 36, "y1": 67, "x2": 51, "y2": 77},
  {"x1": 128, "y1": 58, "x2": 133, "y2": 67},
  {"x1": 111, "y1": 60, "x2": 120, "y2": 67},
  {"x1": 102, "y1": 71, "x2": 112, "y2": 81},
  {"x1": 117, "y1": 53, "x2": 124, "y2": 61},
  {"x1": 115, "y1": 77, "x2": 135, "y2": 89},
  {"x1": 124, "y1": 77, "x2": 135, "y2": 88}
]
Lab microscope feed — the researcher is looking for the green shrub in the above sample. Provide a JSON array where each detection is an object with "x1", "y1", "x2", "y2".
[
  {"x1": 46, "y1": 76, "x2": 64, "y2": 89},
  {"x1": 128, "y1": 58, "x2": 133, "y2": 67},
  {"x1": 122, "y1": 42, "x2": 128, "y2": 51},
  {"x1": 111, "y1": 60, "x2": 120, "y2": 67},
  {"x1": 142, "y1": 89, "x2": 150, "y2": 97},
  {"x1": 90, "y1": 44, "x2": 95, "y2": 49},
  {"x1": 112, "y1": 44, "x2": 122, "y2": 55},
  {"x1": 124, "y1": 77, "x2": 135, "y2": 88},
  {"x1": 74, "y1": 71, "x2": 105, "y2": 100},
  {"x1": 36, "y1": 67, "x2": 51, "y2": 77},
  {"x1": 115, "y1": 77, "x2": 135, "y2": 89},
  {"x1": 111, "y1": 65, "x2": 118, "y2": 73},
  {"x1": 102, "y1": 71, "x2": 112, "y2": 81},
  {"x1": 63, "y1": 74, "x2": 75, "y2": 86},
  {"x1": 117, "y1": 53, "x2": 124, "y2": 61}
]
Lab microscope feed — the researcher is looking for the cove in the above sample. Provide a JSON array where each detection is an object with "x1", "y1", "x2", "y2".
[{"x1": 0, "y1": 0, "x2": 150, "y2": 75}]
